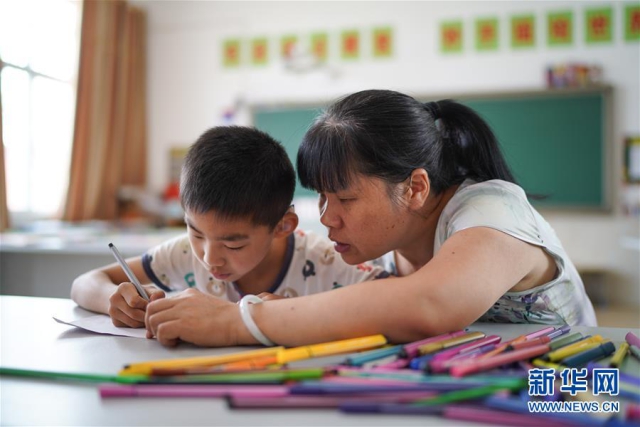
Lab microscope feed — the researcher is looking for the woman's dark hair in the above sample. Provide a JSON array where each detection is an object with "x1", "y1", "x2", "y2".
[
  {"x1": 181, "y1": 126, "x2": 295, "y2": 229},
  {"x1": 297, "y1": 89, "x2": 516, "y2": 198}
]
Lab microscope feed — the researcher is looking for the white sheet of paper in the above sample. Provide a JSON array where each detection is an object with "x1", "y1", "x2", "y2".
[{"x1": 53, "y1": 314, "x2": 147, "y2": 338}]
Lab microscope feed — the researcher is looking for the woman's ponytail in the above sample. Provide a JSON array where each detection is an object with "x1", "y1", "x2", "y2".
[{"x1": 434, "y1": 100, "x2": 517, "y2": 185}]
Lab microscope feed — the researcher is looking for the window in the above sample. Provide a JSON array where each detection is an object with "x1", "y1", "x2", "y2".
[{"x1": 0, "y1": 0, "x2": 80, "y2": 221}]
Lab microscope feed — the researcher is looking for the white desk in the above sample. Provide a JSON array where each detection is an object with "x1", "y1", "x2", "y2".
[{"x1": 1, "y1": 296, "x2": 638, "y2": 426}]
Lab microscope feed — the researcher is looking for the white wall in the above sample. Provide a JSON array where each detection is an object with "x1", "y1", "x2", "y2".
[{"x1": 136, "y1": 1, "x2": 640, "y2": 307}]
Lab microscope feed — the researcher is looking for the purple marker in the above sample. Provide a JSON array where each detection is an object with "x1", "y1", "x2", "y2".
[
  {"x1": 99, "y1": 384, "x2": 289, "y2": 398},
  {"x1": 229, "y1": 391, "x2": 436, "y2": 408},
  {"x1": 336, "y1": 366, "x2": 425, "y2": 378},
  {"x1": 340, "y1": 401, "x2": 444, "y2": 414},
  {"x1": 545, "y1": 325, "x2": 571, "y2": 340},
  {"x1": 586, "y1": 362, "x2": 640, "y2": 387},
  {"x1": 626, "y1": 332, "x2": 640, "y2": 348}
]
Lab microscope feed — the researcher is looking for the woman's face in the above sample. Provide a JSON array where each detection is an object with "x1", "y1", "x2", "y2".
[{"x1": 318, "y1": 174, "x2": 410, "y2": 265}]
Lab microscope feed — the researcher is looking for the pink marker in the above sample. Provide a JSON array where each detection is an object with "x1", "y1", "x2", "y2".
[
  {"x1": 99, "y1": 384, "x2": 289, "y2": 399},
  {"x1": 322, "y1": 376, "x2": 424, "y2": 386},
  {"x1": 524, "y1": 326, "x2": 556, "y2": 340},
  {"x1": 429, "y1": 344, "x2": 498, "y2": 373},
  {"x1": 627, "y1": 403, "x2": 640, "y2": 421},
  {"x1": 626, "y1": 332, "x2": 640, "y2": 348},
  {"x1": 371, "y1": 358, "x2": 410, "y2": 370},
  {"x1": 449, "y1": 344, "x2": 550, "y2": 377}
]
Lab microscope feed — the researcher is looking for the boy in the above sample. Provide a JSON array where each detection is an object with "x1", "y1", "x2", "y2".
[{"x1": 71, "y1": 126, "x2": 387, "y2": 330}]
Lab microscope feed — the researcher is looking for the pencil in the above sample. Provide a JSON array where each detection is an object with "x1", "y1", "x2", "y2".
[{"x1": 108, "y1": 242, "x2": 149, "y2": 301}]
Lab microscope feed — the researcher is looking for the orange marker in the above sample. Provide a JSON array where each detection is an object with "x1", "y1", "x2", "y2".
[{"x1": 508, "y1": 335, "x2": 552, "y2": 351}]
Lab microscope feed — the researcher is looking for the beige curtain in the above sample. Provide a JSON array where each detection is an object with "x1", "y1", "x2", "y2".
[
  {"x1": 0, "y1": 67, "x2": 9, "y2": 231},
  {"x1": 63, "y1": 0, "x2": 147, "y2": 221}
]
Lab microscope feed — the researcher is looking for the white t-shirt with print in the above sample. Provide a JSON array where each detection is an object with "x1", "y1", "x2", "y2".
[
  {"x1": 142, "y1": 229, "x2": 389, "y2": 302},
  {"x1": 374, "y1": 179, "x2": 597, "y2": 326}
]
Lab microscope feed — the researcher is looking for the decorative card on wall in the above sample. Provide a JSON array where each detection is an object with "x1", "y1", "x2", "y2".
[
  {"x1": 341, "y1": 30, "x2": 360, "y2": 59},
  {"x1": 223, "y1": 39, "x2": 241, "y2": 67},
  {"x1": 251, "y1": 37, "x2": 268, "y2": 65},
  {"x1": 281, "y1": 35, "x2": 298, "y2": 58},
  {"x1": 373, "y1": 27, "x2": 393, "y2": 57},
  {"x1": 475, "y1": 18, "x2": 498, "y2": 51},
  {"x1": 624, "y1": 4, "x2": 640, "y2": 41},
  {"x1": 440, "y1": 21, "x2": 463, "y2": 53},
  {"x1": 311, "y1": 32, "x2": 328, "y2": 61},
  {"x1": 548, "y1": 11, "x2": 574, "y2": 46},
  {"x1": 511, "y1": 14, "x2": 536, "y2": 48},
  {"x1": 586, "y1": 7, "x2": 613, "y2": 44}
]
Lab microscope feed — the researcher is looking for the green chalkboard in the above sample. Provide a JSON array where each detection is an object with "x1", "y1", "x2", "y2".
[
  {"x1": 253, "y1": 87, "x2": 610, "y2": 208},
  {"x1": 254, "y1": 107, "x2": 324, "y2": 198}
]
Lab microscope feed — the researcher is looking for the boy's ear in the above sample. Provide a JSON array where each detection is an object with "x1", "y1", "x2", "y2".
[{"x1": 275, "y1": 211, "x2": 298, "y2": 237}]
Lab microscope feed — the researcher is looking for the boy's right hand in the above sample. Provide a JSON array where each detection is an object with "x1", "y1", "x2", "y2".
[{"x1": 108, "y1": 283, "x2": 165, "y2": 328}]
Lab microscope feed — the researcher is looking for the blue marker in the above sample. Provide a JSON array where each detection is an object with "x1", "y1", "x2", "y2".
[
  {"x1": 561, "y1": 342, "x2": 615, "y2": 367},
  {"x1": 484, "y1": 395, "x2": 606, "y2": 427},
  {"x1": 408, "y1": 354, "x2": 435, "y2": 371}
]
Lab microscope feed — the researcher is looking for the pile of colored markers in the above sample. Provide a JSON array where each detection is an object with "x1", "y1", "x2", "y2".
[
  {"x1": 102, "y1": 326, "x2": 640, "y2": 425},
  {"x1": 2, "y1": 326, "x2": 639, "y2": 425}
]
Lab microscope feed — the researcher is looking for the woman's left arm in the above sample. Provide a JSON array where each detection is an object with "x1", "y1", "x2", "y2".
[{"x1": 146, "y1": 227, "x2": 547, "y2": 347}]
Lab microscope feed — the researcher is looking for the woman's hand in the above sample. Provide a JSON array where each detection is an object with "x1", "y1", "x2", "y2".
[
  {"x1": 108, "y1": 283, "x2": 165, "y2": 328},
  {"x1": 145, "y1": 288, "x2": 252, "y2": 347}
]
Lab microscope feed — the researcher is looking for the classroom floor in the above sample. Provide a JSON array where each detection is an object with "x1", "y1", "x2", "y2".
[{"x1": 594, "y1": 305, "x2": 640, "y2": 329}]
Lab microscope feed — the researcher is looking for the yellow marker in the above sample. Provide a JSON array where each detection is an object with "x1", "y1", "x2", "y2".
[
  {"x1": 609, "y1": 342, "x2": 629, "y2": 368},
  {"x1": 544, "y1": 335, "x2": 605, "y2": 362},
  {"x1": 418, "y1": 331, "x2": 486, "y2": 355},
  {"x1": 532, "y1": 358, "x2": 566, "y2": 371},
  {"x1": 120, "y1": 346, "x2": 283, "y2": 376},
  {"x1": 276, "y1": 335, "x2": 387, "y2": 364}
]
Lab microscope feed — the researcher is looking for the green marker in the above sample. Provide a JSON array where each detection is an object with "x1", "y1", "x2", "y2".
[
  {"x1": 0, "y1": 367, "x2": 147, "y2": 384},
  {"x1": 549, "y1": 332, "x2": 584, "y2": 351},
  {"x1": 411, "y1": 378, "x2": 528, "y2": 406}
]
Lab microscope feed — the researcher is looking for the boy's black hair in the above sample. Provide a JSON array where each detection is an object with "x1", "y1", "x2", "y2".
[
  {"x1": 297, "y1": 89, "x2": 516, "y2": 197},
  {"x1": 180, "y1": 126, "x2": 295, "y2": 229}
]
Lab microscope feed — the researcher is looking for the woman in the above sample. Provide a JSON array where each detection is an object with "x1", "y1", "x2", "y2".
[{"x1": 145, "y1": 89, "x2": 596, "y2": 347}]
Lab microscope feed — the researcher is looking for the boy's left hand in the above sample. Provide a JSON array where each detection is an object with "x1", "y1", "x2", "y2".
[{"x1": 145, "y1": 288, "x2": 249, "y2": 347}]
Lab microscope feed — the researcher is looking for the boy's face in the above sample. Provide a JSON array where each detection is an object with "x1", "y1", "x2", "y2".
[{"x1": 184, "y1": 209, "x2": 276, "y2": 284}]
